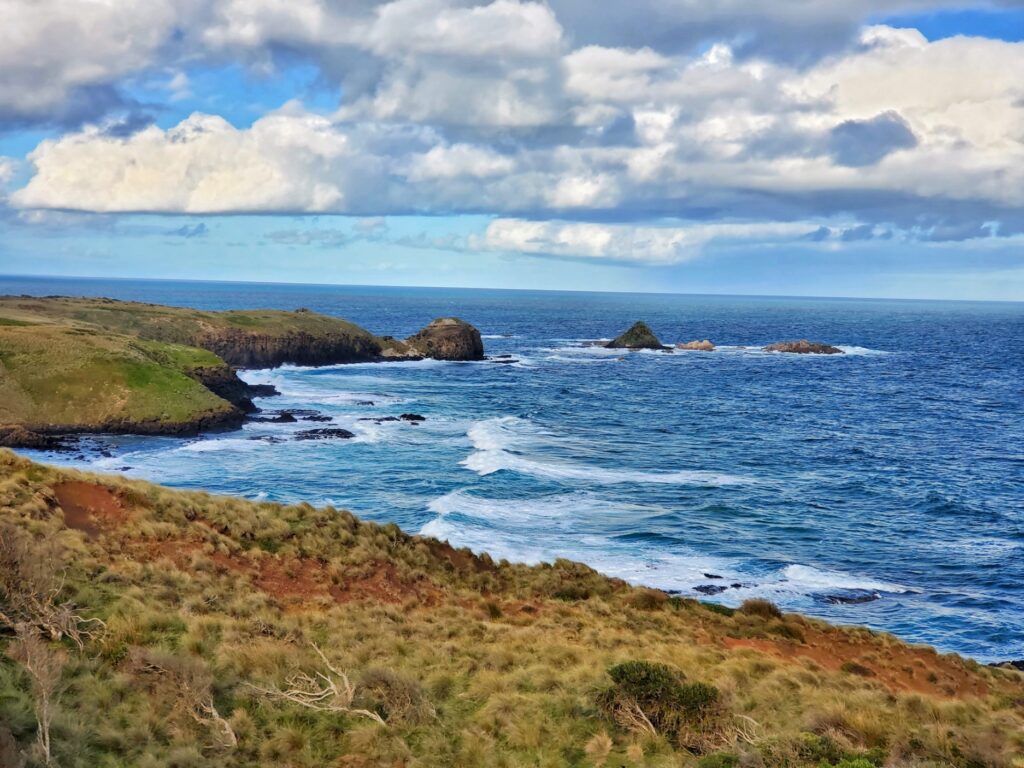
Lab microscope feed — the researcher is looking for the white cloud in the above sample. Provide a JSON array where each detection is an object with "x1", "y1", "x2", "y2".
[{"x1": 477, "y1": 218, "x2": 816, "y2": 264}]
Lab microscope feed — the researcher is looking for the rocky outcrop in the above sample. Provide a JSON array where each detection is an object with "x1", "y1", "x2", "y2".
[
  {"x1": 405, "y1": 318, "x2": 485, "y2": 361},
  {"x1": 193, "y1": 328, "x2": 383, "y2": 368},
  {"x1": 0, "y1": 426, "x2": 73, "y2": 451},
  {"x1": 763, "y1": 340, "x2": 844, "y2": 355},
  {"x1": 188, "y1": 365, "x2": 279, "y2": 413},
  {"x1": 0, "y1": 407, "x2": 246, "y2": 448},
  {"x1": 676, "y1": 340, "x2": 715, "y2": 351},
  {"x1": 606, "y1": 321, "x2": 666, "y2": 350}
]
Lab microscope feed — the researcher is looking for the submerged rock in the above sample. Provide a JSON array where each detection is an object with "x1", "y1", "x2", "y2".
[
  {"x1": 763, "y1": 340, "x2": 844, "y2": 355},
  {"x1": 400, "y1": 413, "x2": 426, "y2": 422},
  {"x1": 693, "y1": 584, "x2": 729, "y2": 595},
  {"x1": 251, "y1": 411, "x2": 298, "y2": 424},
  {"x1": 989, "y1": 660, "x2": 1024, "y2": 672},
  {"x1": 294, "y1": 428, "x2": 356, "y2": 440},
  {"x1": 676, "y1": 340, "x2": 715, "y2": 351},
  {"x1": 605, "y1": 321, "x2": 665, "y2": 350},
  {"x1": 405, "y1": 318, "x2": 485, "y2": 361}
]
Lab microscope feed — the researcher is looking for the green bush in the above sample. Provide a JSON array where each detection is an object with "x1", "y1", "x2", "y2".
[
  {"x1": 700, "y1": 601, "x2": 735, "y2": 616},
  {"x1": 597, "y1": 661, "x2": 719, "y2": 740}
]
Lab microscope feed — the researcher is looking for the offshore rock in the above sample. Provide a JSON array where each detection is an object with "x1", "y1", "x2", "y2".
[
  {"x1": 606, "y1": 321, "x2": 666, "y2": 350},
  {"x1": 676, "y1": 340, "x2": 715, "y2": 351},
  {"x1": 763, "y1": 340, "x2": 844, "y2": 355},
  {"x1": 405, "y1": 318, "x2": 485, "y2": 361}
]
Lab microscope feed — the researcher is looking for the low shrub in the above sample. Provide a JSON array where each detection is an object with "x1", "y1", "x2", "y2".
[
  {"x1": 701, "y1": 602, "x2": 735, "y2": 617},
  {"x1": 596, "y1": 660, "x2": 720, "y2": 745},
  {"x1": 739, "y1": 599, "x2": 783, "y2": 620},
  {"x1": 356, "y1": 668, "x2": 435, "y2": 725},
  {"x1": 626, "y1": 588, "x2": 668, "y2": 611}
]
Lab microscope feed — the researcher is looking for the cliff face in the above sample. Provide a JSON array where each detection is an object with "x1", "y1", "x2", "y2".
[
  {"x1": 405, "y1": 317, "x2": 485, "y2": 361},
  {"x1": 192, "y1": 328, "x2": 384, "y2": 368}
]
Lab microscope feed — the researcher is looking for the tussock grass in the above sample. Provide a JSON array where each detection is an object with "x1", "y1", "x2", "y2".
[{"x1": 0, "y1": 450, "x2": 1021, "y2": 767}]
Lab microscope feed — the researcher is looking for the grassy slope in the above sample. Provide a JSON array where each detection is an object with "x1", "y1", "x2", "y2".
[
  {"x1": 0, "y1": 322, "x2": 235, "y2": 431},
  {"x1": 0, "y1": 452, "x2": 1021, "y2": 768},
  {"x1": 0, "y1": 296, "x2": 386, "y2": 433},
  {"x1": 0, "y1": 297, "x2": 379, "y2": 347}
]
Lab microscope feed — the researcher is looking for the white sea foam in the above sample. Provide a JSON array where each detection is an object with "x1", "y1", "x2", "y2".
[
  {"x1": 773, "y1": 564, "x2": 909, "y2": 594},
  {"x1": 462, "y1": 416, "x2": 749, "y2": 486},
  {"x1": 427, "y1": 489, "x2": 665, "y2": 529},
  {"x1": 175, "y1": 438, "x2": 265, "y2": 453}
]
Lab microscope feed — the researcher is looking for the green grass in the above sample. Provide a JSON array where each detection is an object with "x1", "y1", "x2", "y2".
[
  {"x1": 1, "y1": 452, "x2": 1022, "y2": 768},
  {"x1": 0, "y1": 324, "x2": 235, "y2": 430}
]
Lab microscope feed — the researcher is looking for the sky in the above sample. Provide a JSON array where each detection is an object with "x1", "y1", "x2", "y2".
[{"x1": 1, "y1": 1, "x2": 1023, "y2": 300}]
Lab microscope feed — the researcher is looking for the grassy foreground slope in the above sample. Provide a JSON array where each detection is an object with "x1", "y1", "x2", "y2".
[{"x1": 0, "y1": 452, "x2": 1021, "y2": 768}]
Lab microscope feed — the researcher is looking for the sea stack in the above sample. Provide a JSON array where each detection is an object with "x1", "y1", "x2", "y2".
[
  {"x1": 406, "y1": 317, "x2": 485, "y2": 360},
  {"x1": 606, "y1": 321, "x2": 666, "y2": 350},
  {"x1": 763, "y1": 340, "x2": 844, "y2": 354}
]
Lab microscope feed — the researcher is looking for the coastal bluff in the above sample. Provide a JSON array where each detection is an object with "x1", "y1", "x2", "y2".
[{"x1": 0, "y1": 296, "x2": 484, "y2": 446}]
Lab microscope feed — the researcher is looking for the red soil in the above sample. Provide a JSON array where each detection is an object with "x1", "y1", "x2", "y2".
[
  {"x1": 54, "y1": 481, "x2": 128, "y2": 537},
  {"x1": 139, "y1": 539, "x2": 440, "y2": 609},
  {"x1": 724, "y1": 625, "x2": 989, "y2": 698}
]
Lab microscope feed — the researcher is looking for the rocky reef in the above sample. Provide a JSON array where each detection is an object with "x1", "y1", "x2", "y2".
[
  {"x1": 676, "y1": 339, "x2": 715, "y2": 351},
  {"x1": 605, "y1": 321, "x2": 666, "y2": 350},
  {"x1": 763, "y1": 340, "x2": 844, "y2": 354}
]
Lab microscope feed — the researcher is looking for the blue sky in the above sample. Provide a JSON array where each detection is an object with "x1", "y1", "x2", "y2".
[{"x1": 1, "y1": 1, "x2": 1023, "y2": 300}]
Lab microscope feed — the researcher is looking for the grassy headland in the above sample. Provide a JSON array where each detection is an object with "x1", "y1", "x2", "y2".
[
  {"x1": 0, "y1": 451, "x2": 1021, "y2": 767},
  {"x1": 0, "y1": 297, "x2": 483, "y2": 445}
]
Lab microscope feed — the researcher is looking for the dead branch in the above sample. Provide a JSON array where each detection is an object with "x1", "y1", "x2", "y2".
[
  {"x1": 246, "y1": 642, "x2": 386, "y2": 725},
  {"x1": 129, "y1": 648, "x2": 237, "y2": 748},
  {"x1": 0, "y1": 524, "x2": 104, "y2": 648},
  {"x1": 8, "y1": 624, "x2": 66, "y2": 766}
]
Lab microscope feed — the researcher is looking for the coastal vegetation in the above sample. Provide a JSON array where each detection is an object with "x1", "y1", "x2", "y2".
[{"x1": 0, "y1": 450, "x2": 1021, "y2": 767}]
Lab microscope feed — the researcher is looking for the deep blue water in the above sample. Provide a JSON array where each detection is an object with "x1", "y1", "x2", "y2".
[{"x1": 4, "y1": 275, "x2": 1023, "y2": 662}]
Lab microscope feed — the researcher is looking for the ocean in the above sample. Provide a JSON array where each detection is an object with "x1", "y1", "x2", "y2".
[{"x1": 3, "y1": 275, "x2": 1022, "y2": 662}]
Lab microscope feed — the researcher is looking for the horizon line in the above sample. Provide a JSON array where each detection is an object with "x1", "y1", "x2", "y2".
[{"x1": 1, "y1": 271, "x2": 1022, "y2": 306}]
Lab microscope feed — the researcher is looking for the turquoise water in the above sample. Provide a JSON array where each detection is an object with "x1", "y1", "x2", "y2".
[{"x1": 4, "y1": 275, "x2": 1022, "y2": 662}]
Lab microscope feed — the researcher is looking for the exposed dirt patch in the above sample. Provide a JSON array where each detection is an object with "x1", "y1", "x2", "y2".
[
  {"x1": 724, "y1": 626, "x2": 988, "y2": 698},
  {"x1": 423, "y1": 538, "x2": 496, "y2": 574},
  {"x1": 330, "y1": 560, "x2": 442, "y2": 606},
  {"x1": 135, "y1": 539, "x2": 439, "y2": 608},
  {"x1": 55, "y1": 481, "x2": 128, "y2": 537}
]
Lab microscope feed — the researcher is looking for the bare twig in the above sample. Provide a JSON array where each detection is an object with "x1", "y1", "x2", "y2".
[
  {"x1": 246, "y1": 642, "x2": 386, "y2": 725},
  {"x1": 8, "y1": 625, "x2": 66, "y2": 766}
]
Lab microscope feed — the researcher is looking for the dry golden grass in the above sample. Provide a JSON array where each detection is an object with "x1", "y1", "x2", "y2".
[{"x1": 0, "y1": 449, "x2": 1021, "y2": 767}]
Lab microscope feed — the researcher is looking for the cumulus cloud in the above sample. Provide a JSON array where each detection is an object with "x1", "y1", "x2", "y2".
[{"x1": 3, "y1": 0, "x2": 1024, "y2": 256}]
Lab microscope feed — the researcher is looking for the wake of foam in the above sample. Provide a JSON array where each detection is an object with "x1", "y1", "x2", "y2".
[{"x1": 463, "y1": 416, "x2": 749, "y2": 486}]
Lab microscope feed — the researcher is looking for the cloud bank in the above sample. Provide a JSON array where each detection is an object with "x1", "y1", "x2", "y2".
[{"x1": 3, "y1": 0, "x2": 1023, "y2": 263}]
